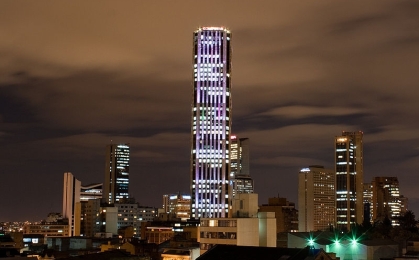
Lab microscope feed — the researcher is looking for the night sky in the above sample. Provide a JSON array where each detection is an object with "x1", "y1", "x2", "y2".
[{"x1": 1, "y1": 1, "x2": 419, "y2": 222}]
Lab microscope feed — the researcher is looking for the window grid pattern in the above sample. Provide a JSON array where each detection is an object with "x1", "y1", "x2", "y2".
[{"x1": 191, "y1": 27, "x2": 232, "y2": 218}]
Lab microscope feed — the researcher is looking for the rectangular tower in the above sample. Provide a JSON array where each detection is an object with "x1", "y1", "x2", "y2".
[
  {"x1": 104, "y1": 144, "x2": 130, "y2": 204},
  {"x1": 190, "y1": 27, "x2": 232, "y2": 218},
  {"x1": 230, "y1": 136, "x2": 254, "y2": 196},
  {"x1": 298, "y1": 166, "x2": 335, "y2": 232},
  {"x1": 363, "y1": 183, "x2": 373, "y2": 224},
  {"x1": 335, "y1": 131, "x2": 363, "y2": 231}
]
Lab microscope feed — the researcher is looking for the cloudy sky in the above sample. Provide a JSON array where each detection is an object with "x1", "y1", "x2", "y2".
[{"x1": 1, "y1": 1, "x2": 418, "y2": 222}]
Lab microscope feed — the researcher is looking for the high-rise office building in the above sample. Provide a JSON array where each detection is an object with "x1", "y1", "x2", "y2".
[
  {"x1": 298, "y1": 165, "x2": 335, "y2": 232},
  {"x1": 335, "y1": 131, "x2": 364, "y2": 231},
  {"x1": 372, "y1": 177, "x2": 401, "y2": 226},
  {"x1": 190, "y1": 27, "x2": 232, "y2": 218},
  {"x1": 104, "y1": 144, "x2": 130, "y2": 204},
  {"x1": 230, "y1": 136, "x2": 253, "y2": 196}
]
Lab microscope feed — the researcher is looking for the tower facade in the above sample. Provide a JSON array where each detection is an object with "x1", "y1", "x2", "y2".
[
  {"x1": 104, "y1": 144, "x2": 130, "y2": 204},
  {"x1": 190, "y1": 27, "x2": 232, "y2": 218},
  {"x1": 62, "y1": 172, "x2": 81, "y2": 236},
  {"x1": 335, "y1": 131, "x2": 363, "y2": 231},
  {"x1": 230, "y1": 136, "x2": 253, "y2": 196},
  {"x1": 298, "y1": 166, "x2": 335, "y2": 232}
]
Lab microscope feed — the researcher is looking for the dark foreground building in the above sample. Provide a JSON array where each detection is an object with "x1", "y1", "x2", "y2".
[{"x1": 196, "y1": 244, "x2": 333, "y2": 260}]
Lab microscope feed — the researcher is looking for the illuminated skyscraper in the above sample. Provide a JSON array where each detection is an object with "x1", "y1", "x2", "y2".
[
  {"x1": 335, "y1": 131, "x2": 363, "y2": 231},
  {"x1": 104, "y1": 144, "x2": 130, "y2": 204},
  {"x1": 190, "y1": 27, "x2": 232, "y2": 218}
]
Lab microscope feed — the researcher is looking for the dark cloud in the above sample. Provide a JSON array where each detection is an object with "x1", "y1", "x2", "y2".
[{"x1": 331, "y1": 14, "x2": 391, "y2": 35}]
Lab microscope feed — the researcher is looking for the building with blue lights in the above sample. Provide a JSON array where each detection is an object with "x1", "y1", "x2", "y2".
[
  {"x1": 104, "y1": 144, "x2": 130, "y2": 204},
  {"x1": 190, "y1": 27, "x2": 232, "y2": 218}
]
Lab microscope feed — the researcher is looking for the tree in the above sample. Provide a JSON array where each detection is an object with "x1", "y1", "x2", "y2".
[{"x1": 396, "y1": 210, "x2": 418, "y2": 233}]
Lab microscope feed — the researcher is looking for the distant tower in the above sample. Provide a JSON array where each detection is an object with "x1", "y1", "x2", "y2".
[
  {"x1": 363, "y1": 182, "x2": 373, "y2": 224},
  {"x1": 104, "y1": 144, "x2": 130, "y2": 204},
  {"x1": 162, "y1": 193, "x2": 192, "y2": 220},
  {"x1": 63, "y1": 172, "x2": 81, "y2": 236},
  {"x1": 372, "y1": 177, "x2": 401, "y2": 226},
  {"x1": 335, "y1": 131, "x2": 364, "y2": 231},
  {"x1": 230, "y1": 136, "x2": 254, "y2": 196},
  {"x1": 298, "y1": 166, "x2": 335, "y2": 232},
  {"x1": 190, "y1": 27, "x2": 232, "y2": 218}
]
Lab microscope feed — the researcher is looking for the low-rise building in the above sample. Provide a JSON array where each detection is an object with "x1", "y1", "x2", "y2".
[
  {"x1": 24, "y1": 222, "x2": 70, "y2": 237},
  {"x1": 199, "y1": 193, "x2": 276, "y2": 254},
  {"x1": 161, "y1": 248, "x2": 200, "y2": 260},
  {"x1": 259, "y1": 197, "x2": 298, "y2": 233},
  {"x1": 288, "y1": 232, "x2": 398, "y2": 260},
  {"x1": 143, "y1": 227, "x2": 174, "y2": 244},
  {"x1": 196, "y1": 244, "x2": 334, "y2": 260}
]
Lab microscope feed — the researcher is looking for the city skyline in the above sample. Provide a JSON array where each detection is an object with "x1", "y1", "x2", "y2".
[{"x1": 1, "y1": 1, "x2": 419, "y2": 221}]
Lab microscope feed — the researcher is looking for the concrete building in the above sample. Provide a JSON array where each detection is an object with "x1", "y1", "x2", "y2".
[
  {"x1": 199, "y1": 193, "x2": 276, "y2": 254},
  {"x1": 335, "y1": 131, "x2": 364, "y2": 231},
  {"x1": 143, "y1": 226, "x2": 174, "y2": 244},
  {"x1": 63, "y1": 172, "x2": 103, "y2": 237},
  {"x1": 115, "y1": 199, "x2": 157, "y2": 237},
  {"x1": 190, "y1": 27, "x2": 232, "y2": 218},
  {"x1": 298, "y1": 166, "x2": 335, "y2": 232},
  {"x1": 63, "y1": 172, "x2": 81, "y2": 236},
  {"x1": 80, "y1": 199, "x2": 156, "y2": 238},
  {"x1": 78, "y1": 198, "x2": 102, "y2": 237},
  {"x1": 259, "y1": 197, "x2": 298, "y2": 233},
  {"x1": 24, "y1": 222, "x2": 70, "y2": 237},
  {"x1": 104, "y1": 144, "x2": 130, "y2": 204},
  {"x1": 99, "y1": 205, "x2": 118, "y2": 236}
]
